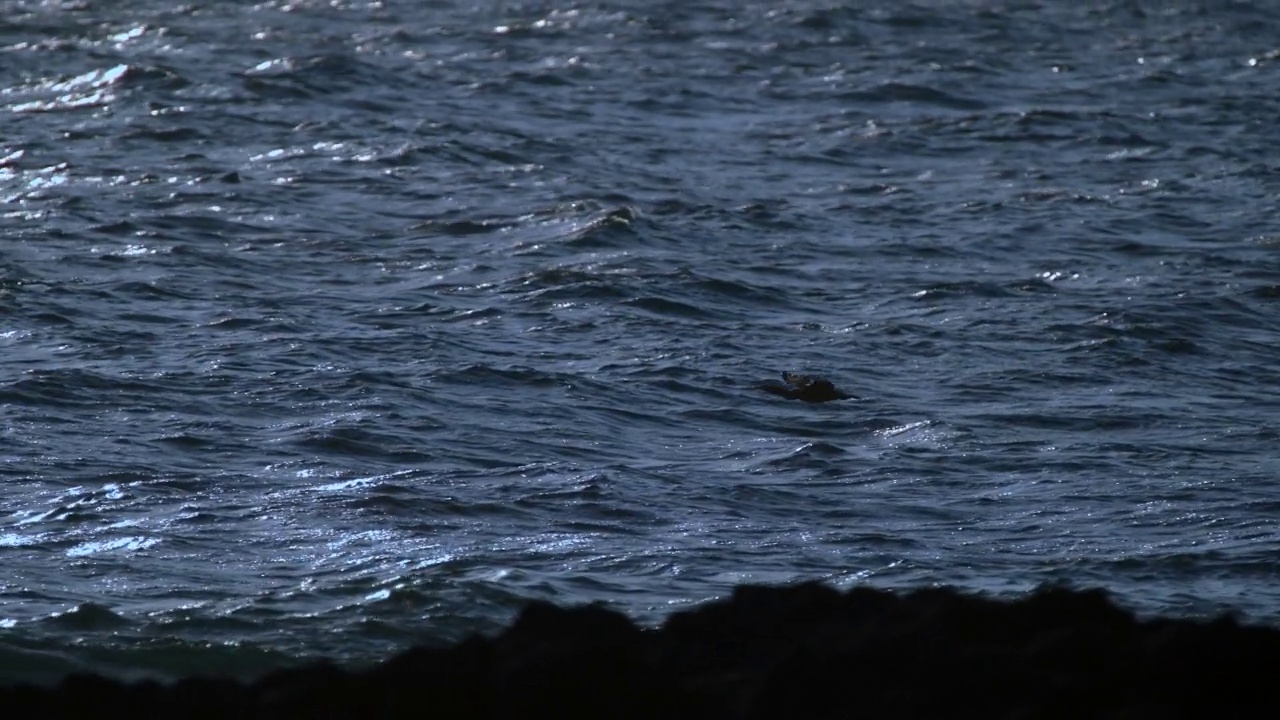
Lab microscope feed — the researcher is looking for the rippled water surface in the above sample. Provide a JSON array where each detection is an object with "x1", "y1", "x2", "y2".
[{"x1": 3, "y1": 0, "x2": 1280, "y2": 681}]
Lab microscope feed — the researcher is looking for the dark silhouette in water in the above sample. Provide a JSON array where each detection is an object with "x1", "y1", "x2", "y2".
[{"x1": 759, "y1": 372, "x2": 855, "y2": 403}]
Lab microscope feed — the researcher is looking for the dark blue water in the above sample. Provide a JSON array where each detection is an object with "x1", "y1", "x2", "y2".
[{"x1": 3, "y1": 0, "x2": 1280, "y2": 683}]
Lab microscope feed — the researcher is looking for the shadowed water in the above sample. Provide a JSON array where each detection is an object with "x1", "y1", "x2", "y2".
[{"x1": 2, "y1": 0, "x2": 1280, "y2": 682}]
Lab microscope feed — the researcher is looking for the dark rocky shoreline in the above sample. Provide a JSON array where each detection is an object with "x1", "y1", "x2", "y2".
[{"x1": 5, "y1": 582, "x2": 1278, "y2": 718}]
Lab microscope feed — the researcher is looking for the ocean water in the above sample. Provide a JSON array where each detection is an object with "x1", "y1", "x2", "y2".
[{"x1": 3, "y1": 0, "x2": 1280, "y2": 683}]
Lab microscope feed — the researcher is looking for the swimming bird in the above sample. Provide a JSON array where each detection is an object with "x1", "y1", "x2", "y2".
[{"x1": 759, "y1": 372, "x2": 855, "y2": 403}]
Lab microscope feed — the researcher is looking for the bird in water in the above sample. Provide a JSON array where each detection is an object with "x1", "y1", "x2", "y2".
[{"x1": 759, "y1": 372, "x2": 855, "y2": 403}]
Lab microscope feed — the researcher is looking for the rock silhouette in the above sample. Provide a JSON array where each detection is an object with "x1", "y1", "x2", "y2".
[{"x1": 4, "y1": 582, "x2": 1278, "y2": 718}]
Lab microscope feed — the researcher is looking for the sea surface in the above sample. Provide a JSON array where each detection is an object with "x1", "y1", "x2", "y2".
[{"x1": 3, "y1": 0, "x2": 1280, "y2": 683}]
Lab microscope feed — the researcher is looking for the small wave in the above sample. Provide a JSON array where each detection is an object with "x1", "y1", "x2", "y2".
[
  {"x1": 840, "y1": 81, "x2": 986, "y2": 111},
  {"x1": 45, "y1": 603, "x2": 132, "y2": 631}
]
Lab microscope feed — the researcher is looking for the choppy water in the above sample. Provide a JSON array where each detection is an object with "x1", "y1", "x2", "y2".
[{"x1": 3, "y1": 0, "x2": 1280, "y2": 683}]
